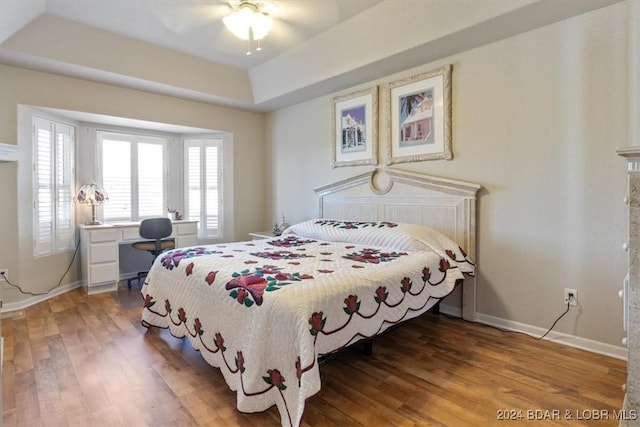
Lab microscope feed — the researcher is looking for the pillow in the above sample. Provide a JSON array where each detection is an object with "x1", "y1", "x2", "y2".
[{"x1": 283, "y1": 219, "x2": 474, "y2": 273}]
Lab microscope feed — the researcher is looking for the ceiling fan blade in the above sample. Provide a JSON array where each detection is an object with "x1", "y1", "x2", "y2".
[{"x1": 151, "y1": 1, "x2": 230, "y2": 35}]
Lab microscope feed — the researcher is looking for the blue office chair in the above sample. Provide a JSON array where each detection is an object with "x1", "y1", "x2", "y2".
[{"x1": 127, "y1": 217, "x2": 175, "y2": 289}]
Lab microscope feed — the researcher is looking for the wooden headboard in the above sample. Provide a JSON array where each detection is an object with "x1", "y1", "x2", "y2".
[{"x1": 314, "y1": 169, "x2": 481, "y2": 321}]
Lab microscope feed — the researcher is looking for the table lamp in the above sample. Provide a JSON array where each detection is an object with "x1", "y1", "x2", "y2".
[{"x1": 75, "y1": 183, "x2": 108, "y2": 225}]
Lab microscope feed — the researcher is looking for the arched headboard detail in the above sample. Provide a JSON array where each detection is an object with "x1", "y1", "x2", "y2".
[{"x1": 314, "y1": 168, "x2": 481, "y2": 321}]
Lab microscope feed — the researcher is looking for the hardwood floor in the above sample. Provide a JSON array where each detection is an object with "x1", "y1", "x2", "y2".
[{"x1": 2, "y1": 286, "x2": 627, "y2": 426}]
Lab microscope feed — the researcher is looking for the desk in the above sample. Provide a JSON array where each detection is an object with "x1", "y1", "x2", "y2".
[{"x1": 80, "y1": 220, "x2": 198, "y2": 295}]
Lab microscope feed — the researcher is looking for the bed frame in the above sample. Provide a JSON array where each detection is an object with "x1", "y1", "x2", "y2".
[{"x1": 314, "y1": 168, "x2": 481, "y2": 321}]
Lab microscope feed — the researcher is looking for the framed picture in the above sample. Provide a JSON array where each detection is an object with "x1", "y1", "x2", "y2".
[
  {"x1": 332, "y1": 86, "x2": 378, "y2": 168},
  {"x1": 384, "y1": 64, "x2": 452, "y2": 164}
]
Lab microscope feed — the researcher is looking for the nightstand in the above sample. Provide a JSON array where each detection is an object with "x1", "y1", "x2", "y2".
[{"x1": 249, "y1": 231, "x2": 278, "y2": 240}]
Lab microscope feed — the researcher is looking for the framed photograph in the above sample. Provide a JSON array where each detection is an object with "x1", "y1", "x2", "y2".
[
  {"x1": 332, "y1": 86, "x2": 378, "y2": 168},
  {"x1": 384, "y1": 64, "x2": 452, "y2": 164}
]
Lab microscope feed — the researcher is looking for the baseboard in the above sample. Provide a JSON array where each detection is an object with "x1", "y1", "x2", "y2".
[
  {"x1": 0, "y1": 281, "x2": 82, "y2": 314},
  {"x1": 438, "y1": 304, "x2": 626, "y2": 360},
  {"x1": 0, "y1": 288, "x2": 629, "y2": 360},
  {"x1": 474, "y1": 312, "x2": 628, "y2": 361}
]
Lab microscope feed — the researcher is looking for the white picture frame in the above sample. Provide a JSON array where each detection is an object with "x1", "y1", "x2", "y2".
[{"x1": 332, "y1": 86, "x2": 378, "y2": 168}]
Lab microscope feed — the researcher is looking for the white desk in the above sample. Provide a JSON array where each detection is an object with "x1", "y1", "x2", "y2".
[{"x1": 80, "y1": 220, "x2": 198, "y2": 294}]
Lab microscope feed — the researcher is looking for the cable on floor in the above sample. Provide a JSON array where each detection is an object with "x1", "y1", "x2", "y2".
[
  {"x1": 0, "y1": 237, "x2": 81, "y2": 296},
  {"x1": 440, "y1": 301, "x2": 573, "y2": 341}
]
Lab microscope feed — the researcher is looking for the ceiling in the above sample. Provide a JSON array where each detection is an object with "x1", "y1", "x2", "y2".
[
  {"x1": 0, "y1": 0, "x2": 624, "y2": 113},
  {"x1": 37, "y1": 0, "x2": 384, "y2": 70}
]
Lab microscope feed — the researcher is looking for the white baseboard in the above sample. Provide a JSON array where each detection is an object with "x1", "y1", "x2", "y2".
[
  {"x1": 475, "y1": 312, "x2": 628, "y2": 360},
  {"x1": 0, "y1": 281, "x2": 82, "y2": 314},
  {"x1": 438, "y1": 304, "x2": 627, "y2": 361},
  {"x1": 1, "y1": 289, "x2": 629, "y2": 360}
]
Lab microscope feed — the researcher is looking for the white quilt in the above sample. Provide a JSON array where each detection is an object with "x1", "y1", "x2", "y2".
[{"x1": 140, "y1": 220, "x2": 474, "y2": 426}]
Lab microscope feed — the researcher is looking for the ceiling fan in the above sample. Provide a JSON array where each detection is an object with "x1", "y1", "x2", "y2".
[
  {"x1": 150, "y1": 1, "x2": 294, "y2": 55},
  {"x1": 148, "y1": 0, "x2": 381, "y2": 61},
  {"x1": 222, "y1": 1, "x2": 279, "y2": 55}
]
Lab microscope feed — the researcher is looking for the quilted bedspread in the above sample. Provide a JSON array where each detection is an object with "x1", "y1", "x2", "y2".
[{"x1": 140, "y1": 220, "x2": 474, "y2": 427}]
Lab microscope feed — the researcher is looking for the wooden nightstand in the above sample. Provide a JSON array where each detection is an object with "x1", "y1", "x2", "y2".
[{"x1": 248, "y1": 231, "x2": 278, "y2": 240}]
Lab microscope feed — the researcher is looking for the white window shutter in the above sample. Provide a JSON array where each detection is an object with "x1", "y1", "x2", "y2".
[
  {"x1": 99, "y1": 131, "x2": 166, "y2": 222},
  {"x1": 55, "y1": 123, "x2": 75, "y2": 250},
  {"x1": 186, "y1": 144, "x2": 202, "y2": 225},
  {"x1": 34, "y1": 117, "x2": 54, "y2": 255},
  {"x1": 205, "y1": 144, "x2": 220, "y2": 233},
  {"x1": 33, "y1": 116, "x2": 76, "y2": 256},
  {"x1": 137, "y1": 142, "x2": 164, "y2": 218},
  {"x1": 101, "y1": 135, "x2": 132, "y2": 221},
  {"x1": 184, "y1": 138, "x2": 222, "y2": 239}
]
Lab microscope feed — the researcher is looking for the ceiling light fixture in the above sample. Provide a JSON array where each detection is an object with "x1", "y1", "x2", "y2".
[{"x1": 223, "y1": 1, "x2": 274, "y2": 56}]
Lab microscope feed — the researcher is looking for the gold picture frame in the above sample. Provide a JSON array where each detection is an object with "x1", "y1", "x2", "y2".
[{"x1": 384, "y1": 64, "x2": 452, "y2": 164}]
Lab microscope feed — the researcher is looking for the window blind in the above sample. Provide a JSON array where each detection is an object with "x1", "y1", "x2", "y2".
[
  {"x1": 33, "y1": 116, "x2": 75, "y2": 256},
  {"x1": 55, "y1": 125, "x2": 74, "y2": 250},
  {"x1": 185, "y1": 138, "x2": 222, "y2": 238},
  {"x1": 102, "y1": 137, "x2": 132, "y2": 221},
  {"x1": 138, "y1": 142, "x2": 164, "y2": 218},
  {"x1": 99, "y1": 131, "x2": 166, "y2": 222},
  {"x1": 205, "y1": 145, "x2": 220, "y2": 231}
]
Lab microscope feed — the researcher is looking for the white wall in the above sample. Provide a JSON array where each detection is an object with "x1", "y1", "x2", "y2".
[{"x1": 265, "y1": 2, "x2": 635, "y2": 347}]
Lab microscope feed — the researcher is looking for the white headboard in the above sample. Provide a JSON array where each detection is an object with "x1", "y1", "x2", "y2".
[{"x1": 314, "y1": 169, "x2": 481, "y2": 321}]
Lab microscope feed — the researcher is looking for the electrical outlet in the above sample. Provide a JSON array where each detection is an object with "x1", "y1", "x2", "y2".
[
  {"x1": 564, "y1": 288, "x2": 577, "y2": 306},
  {"x1": 0, "y1": 269, "x2": 7, "y2": 281}
]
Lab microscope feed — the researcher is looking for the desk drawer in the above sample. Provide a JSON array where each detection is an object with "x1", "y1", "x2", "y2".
[
  {"x1": 89, "y1": 263, "x2": 117, "y2": 284},
  {"x1": 90, "y1": 242, "x2": 117, "y2": 263},
  {"x1": 176, "y1": 222, "x2": 197, "y2": 235},
  {"x1": 90, "y1": 229, "x2": 118, "y2": 243},
  {"x1": 122, "y1": 227, "x2": 142, "y2": 241}
]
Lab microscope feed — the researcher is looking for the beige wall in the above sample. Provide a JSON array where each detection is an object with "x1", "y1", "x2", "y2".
[
  {"x1": 0, "y1": 0, "x2": 634, "y2": 349},
  {"x1": 0, "y1": 64, "x2": 265, "y2": 304},
  {"x1": 266, "y1": 2, "x2": 634, "y2": 346}
]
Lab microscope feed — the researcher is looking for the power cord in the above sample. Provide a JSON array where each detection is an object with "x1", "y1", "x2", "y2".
[
  {"x1": 537, "y1": 301, "x2": 571, "y2": 340},
  {"x1": 0, "y1": 237, "x2": 81, "y2": 296},
  {"x1": 441, "y1": 295, "x2": 574, "y2": 341},
  {"x1": 0, "y1": 244, "x2": 577, "y2": 338}
]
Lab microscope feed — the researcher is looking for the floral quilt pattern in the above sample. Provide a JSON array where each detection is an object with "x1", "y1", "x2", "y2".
[
  {"x1": 141, "y1": 233, "x2": 470, "y2": 427},
  {"x1": 314, "y1": 219, "x2": 398, "y2": 229},
  {"x1": 225, "y1": 265, "x2": 315, "y2": 307},
  {"x1": 267, "y1": 235, "x2": 317, "y2": 247},
  {"x1": 342, "y1": 248, "x2": 407, "y2": 264}
]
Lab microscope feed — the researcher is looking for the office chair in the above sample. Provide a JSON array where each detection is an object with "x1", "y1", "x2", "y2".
[{"x1": 127, "y1": 217, "x2": 175, "y2": 289}]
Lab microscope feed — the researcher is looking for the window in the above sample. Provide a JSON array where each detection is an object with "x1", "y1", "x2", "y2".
[
  {"x1": 33, "y1": 116, "x2": 75, "y2": 256},
  {"x1": 184, "y1": 138, "x2": 222, "y2": 238},
  {"x1": 98, "y1": 131, "x2": 166, "y2": 221}
]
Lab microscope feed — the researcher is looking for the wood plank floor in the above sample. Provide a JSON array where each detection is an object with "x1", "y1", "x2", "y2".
[{"x1": 2, "y1": 286, "x2": 627, "y2": 426}]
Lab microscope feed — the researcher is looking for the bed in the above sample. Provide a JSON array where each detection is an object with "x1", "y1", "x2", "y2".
[{"x1": 140, "y1": 169, "x2": 481, "y2": 427}]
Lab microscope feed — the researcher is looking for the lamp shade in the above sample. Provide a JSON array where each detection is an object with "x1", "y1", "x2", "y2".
[
  {"x1": 223, "y1": 7, "x2": 253, "y2": 40},
  {"x1": 75, "y1": 183, "x2": 107, "y2": 205},
  {"x1": 75, "y1": 183, "x2": 108, "y2": 225},
  {"x1": 223, "y1": 2, "x2": 273, "y2": 44},
  {"x1": 250, "y1": 11, "x2": 273, "y2": 40}
]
